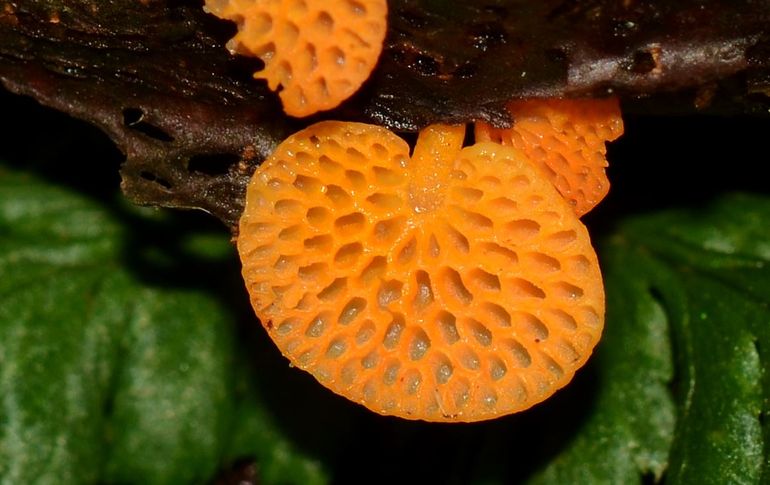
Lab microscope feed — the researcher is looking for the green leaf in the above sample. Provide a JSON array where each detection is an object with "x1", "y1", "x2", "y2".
[
  {"x1": 0, "y1": 168, "x2": 328, "y2": 485},
  {"x1": 618, "y1": 194, "x2": 769, "y2": 484},
  {"x1": 531, "y1": 193, "x2": 770, "y2": 484}
]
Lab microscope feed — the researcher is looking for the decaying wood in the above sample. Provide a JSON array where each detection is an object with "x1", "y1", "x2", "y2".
[{"x1": 1, "y1": 0, "x2": 768, "y2": 230}]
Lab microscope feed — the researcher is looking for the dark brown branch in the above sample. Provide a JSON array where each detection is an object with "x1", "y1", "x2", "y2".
[{"x1": 2, "y1": 0, "x2": 769, "y2": 231}]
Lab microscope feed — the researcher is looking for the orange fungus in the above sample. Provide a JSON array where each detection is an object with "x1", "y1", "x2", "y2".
[
  {"x1": 204, "y1": 0, "x2": 388, "y2": 117},
  {"x1": 237, "y1": 121, "x2": 605, "y2": 422},
  {"x1": 476, "y1": 98, "x2": 624, "y2": 216}
]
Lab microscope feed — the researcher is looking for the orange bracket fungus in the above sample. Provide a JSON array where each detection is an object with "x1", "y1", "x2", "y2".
[
  {"x1": 237, "y1": 118, "x2": 607, "y2": 422},
  {"x1": 476, "y1": 98, "x2": 624, "y2": 217},
  {"x1": 204, "y1": 0, "x2": 388, "y2": 117}
]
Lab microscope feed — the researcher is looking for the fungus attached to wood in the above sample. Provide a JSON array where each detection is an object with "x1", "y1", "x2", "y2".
[
  {"x1": 476, "y1": 98, "x2": 624, "y2": 216},
  {"x1": 204, "y1": 0, "x2": 388, "y2": 117},
  {"x1": 237, "y1": 120, "x2": 605, "y2": 422}
]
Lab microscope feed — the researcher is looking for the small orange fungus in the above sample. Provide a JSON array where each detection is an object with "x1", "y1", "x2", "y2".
[
  {"x1": 238, "y1": 120, "x2": 605, "y2": 422},
  {"x1": 204, "y1": 0, "x2": 387, "y2": 117},
  {"x1": 476, "y1": 98, "x2": 624, "y2": 216}
]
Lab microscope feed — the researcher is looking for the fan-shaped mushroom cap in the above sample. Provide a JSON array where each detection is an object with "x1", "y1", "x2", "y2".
[
  {"x1": 204, "y1": 0, "x2": 387, "y2": 117},
  {"x1": 238, "y1": 121, "x2": 604, "y2": 422},
  {"x1": 476, "y1": 98, "x2": 624, "y2": 217}
]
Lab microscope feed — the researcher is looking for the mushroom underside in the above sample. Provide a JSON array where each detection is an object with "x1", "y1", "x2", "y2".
[{"x1": 237, "y1": 121, "x2": 605, "y2": 422}]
